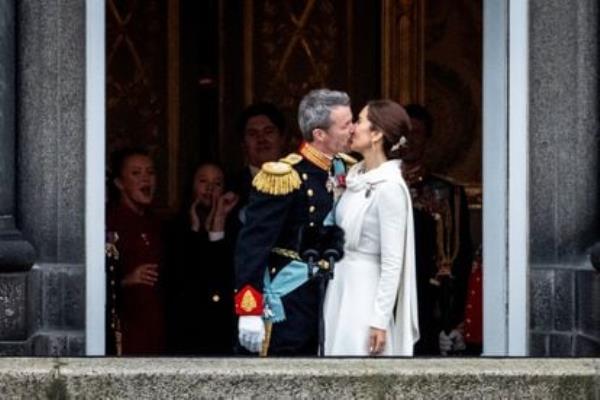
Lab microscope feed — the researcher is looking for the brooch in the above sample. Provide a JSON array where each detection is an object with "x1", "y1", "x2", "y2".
[{"x1": 365, "y1": 180, "x2": 385, "y2": 198}]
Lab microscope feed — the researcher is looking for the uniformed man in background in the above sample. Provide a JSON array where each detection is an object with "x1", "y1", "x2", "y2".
[
  {"x1": 401, "y1": 104, "x2": 473, "y2": 356},
  {"x1": 234, "y1": 89, "x2": 355, "y2": 356}
]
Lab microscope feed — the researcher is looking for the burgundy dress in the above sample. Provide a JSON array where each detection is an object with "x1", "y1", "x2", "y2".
[{"x1": 107, "y1": 204, "x2": 166, "y2": 355}]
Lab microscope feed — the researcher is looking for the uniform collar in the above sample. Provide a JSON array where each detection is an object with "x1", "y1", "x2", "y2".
[{"x1": 299, "y1": 142, "x2": 332, "y2": 171}]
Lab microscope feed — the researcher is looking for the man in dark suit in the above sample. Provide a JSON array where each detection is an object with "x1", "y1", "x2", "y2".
[{"x1": 234, "y1": 89, "x2": 356, "y2": 356}]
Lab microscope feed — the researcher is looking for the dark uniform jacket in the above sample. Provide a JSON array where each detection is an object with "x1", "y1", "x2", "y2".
[
  {"x1": 409, "y1": 174, "x2": 473, "y2": 355},
  {"x1": 165, "y1": 214, "x2": 237, "y2": 355},
  {"x1": 235, "y1": 145, "x2": 350, "y2": 355},
  {"x1": 229, "y1": 166, "x2": 254, "y2": 211}
]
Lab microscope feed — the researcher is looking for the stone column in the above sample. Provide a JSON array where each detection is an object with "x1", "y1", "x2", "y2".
[
  {"x1": 0, "y1": 2, "x2": 15, "y2": 232},
  {"x1": 529, "y1": 0, "x2": 600, "y2": 356},
  {"x1": 0, "y1": 0, "x2": 87, "y2": 355},
  {"x1": 0, "y1": 0, "x2": 35, "y2": 355}
]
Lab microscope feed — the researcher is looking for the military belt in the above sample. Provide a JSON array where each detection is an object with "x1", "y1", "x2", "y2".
[{"x1": 271, "y1": 247, "x2": 330, "y2": 270}]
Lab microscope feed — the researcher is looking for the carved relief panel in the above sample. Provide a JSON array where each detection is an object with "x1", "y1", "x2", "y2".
[
  {"x1": 106, "y1": 0, "x2": 179, "y2": 211},
  {"x1": 242, "y1": 0, "x2": 380, "y2": 142},
  {"x1": 423, "y1": 0, "x2": 482, "y2": 187},
  {"x1": 383, "y1": 0, "x2": 482, "y2": 205},
  {"x1": 245, "y1": 0, "x2": 345, "y2": 107}
]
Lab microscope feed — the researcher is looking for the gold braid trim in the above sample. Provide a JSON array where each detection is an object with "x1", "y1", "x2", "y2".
[
  {"x1": 450, "y1": 187, "x2": 461, "y2": 261},
  {"x1": 106, "y1": 232, "x2": 122, "y2": 355},
  {"x1": 336, "y1": 152, "x2": 358, "y2": 166},
  {"x1": 279, "y1": 152, "x2": 303, "y2": 166},
  {"x1": 431, "y1": 187, "x2": 462, "y2": 286},
  {"x1": 300, "y1": 142, "x2": 331, "y2": 171},
  {"x1": 260, "y1": 321, "x2": 273, "y2": 357},
  {"x1": 271, "y1": 247, "x2": 330, "y2": 270},
  {"x1": 252, "y1": 161, "x2": 301, "y2": 195}
]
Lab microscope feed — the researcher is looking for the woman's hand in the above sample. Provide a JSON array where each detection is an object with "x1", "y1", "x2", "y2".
[
  {"x1": 211, "y1": 192, "x2": 239, "y2": 232},
  {"x1": 189, "y1": 197, "x2": 202, "y2": 232},
  {"x1": 204, "y1": 191, "x2": 219, "y2": 232},
  {"x1": 215, "y1": 192, "x2": 239, "y2": 218},
  {"x1": 368, "y1": 327, "x2": 386, "y2": 355},
  {"x1": 121, "y1": 263, "x2": 159, "y2": 287}
]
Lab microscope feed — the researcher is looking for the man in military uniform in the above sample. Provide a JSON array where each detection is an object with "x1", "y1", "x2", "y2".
[
  {"x1": 401, "y1": 104, "x2": 473, "y2": 356},
  {"x1": 234, "y1": 89, "x2": 355, "y2": 355},
  {"x1": 230, "y1": 102, "x2": 287, "y2": 213}
]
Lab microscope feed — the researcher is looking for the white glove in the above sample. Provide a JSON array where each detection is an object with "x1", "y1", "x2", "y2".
[
  {"x1": 438, "y1": 330, "x2": 453, "y2": 355},
  {"x1": 439, "y1": 329, "x2": 466, "y2": 355},
  {"x1": 238, "y1": 315, "x2": 265, "y2": 353},
  {"x1": 449, "y1": 329, "x2": 466, "y2": 352}
]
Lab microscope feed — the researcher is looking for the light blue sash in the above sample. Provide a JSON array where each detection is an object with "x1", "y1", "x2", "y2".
[
  {"x1": 263, "y1": 260, "x2": 309, "y2": 323},
  {"x1": 263, "y1": 157, "x2": 346, "y2": 322}
]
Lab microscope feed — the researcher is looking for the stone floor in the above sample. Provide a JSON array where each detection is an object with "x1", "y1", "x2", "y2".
[{"x1": 1, "y1": 358, "x2": 599, "y2": 399}]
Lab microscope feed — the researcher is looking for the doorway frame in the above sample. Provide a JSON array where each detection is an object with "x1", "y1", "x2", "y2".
[
  {"x1": 85, "y1": 0, "x2": 106, "y2": 356},
  {"x1": 85, "y1": 0, "x2": 529, "y2": 356},
  {"x1": 482, "y1": 0, "x2": 529, "y2": 356}
]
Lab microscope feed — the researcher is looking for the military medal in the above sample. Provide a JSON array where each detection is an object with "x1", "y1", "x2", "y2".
[{"x1": 326, "y1": 176, "x2": 335, "y2": 193}]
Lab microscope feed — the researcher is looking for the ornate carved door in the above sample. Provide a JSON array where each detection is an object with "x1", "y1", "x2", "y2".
[
  {"x1": 234, "y1": 0, "x2": 381, "y2": 143},
  {"x1": 106, "y1": 0, "x2": 180, "y2": 212}
]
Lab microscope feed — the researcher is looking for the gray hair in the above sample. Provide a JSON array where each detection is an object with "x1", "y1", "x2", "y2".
[{"x1": 297, "y1": 89, "x2": 351, "y2": 141}]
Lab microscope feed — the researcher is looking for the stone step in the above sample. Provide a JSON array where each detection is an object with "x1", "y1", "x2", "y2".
[{"x1": 1, "y1": 358, "x2": 599, "y2": 399}]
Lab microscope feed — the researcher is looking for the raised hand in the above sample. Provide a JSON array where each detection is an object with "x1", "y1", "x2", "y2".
[
  {"x1": 217, "y1": 192, "x2": 239, "y2": 217},
  {"x1": 204, "y1": 191, "x2": 220, "y2": 233},
  {"x1": 210, "y1": 192, "x2": 239, "y2": 232},
  {"x1": 189, "y1": 196, "x2": 202, "y2": 232}
]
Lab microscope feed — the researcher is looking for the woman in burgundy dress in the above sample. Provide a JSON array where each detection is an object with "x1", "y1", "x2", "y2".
[{"x1": 106, "y1": 148, "x2": 166, "y2": 355}]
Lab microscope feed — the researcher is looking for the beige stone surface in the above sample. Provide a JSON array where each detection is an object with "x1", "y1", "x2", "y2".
[{"x1": 0, "y1": 358, "x2": 598, "y2": 399}]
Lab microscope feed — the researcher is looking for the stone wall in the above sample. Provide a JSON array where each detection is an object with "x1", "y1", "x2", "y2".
[
  {"x1": 0, "y1": 0, "x2": 35, "y2": 356},
  {"x1": 529, "y1": 0, "x2": 600, "y2": 355},
  {"x1": 17, "y1": 0, "x2": 87, "y2": 356},
  {"x1": 0, "y1": 0, "x2": 86, "y2": 355}
]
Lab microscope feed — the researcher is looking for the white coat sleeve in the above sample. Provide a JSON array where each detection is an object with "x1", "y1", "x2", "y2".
[{"x1": 369, "y1": 182, "x2": 408, "y2": 330}]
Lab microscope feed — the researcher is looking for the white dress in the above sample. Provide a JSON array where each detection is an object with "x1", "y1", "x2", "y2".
[{"x1": 324, "y1": 159, "x2": 419, "y2": 356}]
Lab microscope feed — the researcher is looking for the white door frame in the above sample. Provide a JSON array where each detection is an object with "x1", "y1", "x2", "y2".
[
  {"x1": 85, "y1": 0, "x2": 530, "y2": 356},
  {"x1": 85, "y1": 0, "x2": 106, "y2": 356},
  {"x1": 482, "y1": 0, "x2": 529, "y2": 356}
]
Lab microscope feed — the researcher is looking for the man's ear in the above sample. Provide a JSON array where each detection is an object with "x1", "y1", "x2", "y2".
[{"x1": 312, "y1": 128, "x2": 326, "y2": 142}]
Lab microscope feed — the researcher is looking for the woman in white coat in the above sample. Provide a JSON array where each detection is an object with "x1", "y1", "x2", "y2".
[{"x1": 324, "y1": 100, "x2": 419, "y2": 356}]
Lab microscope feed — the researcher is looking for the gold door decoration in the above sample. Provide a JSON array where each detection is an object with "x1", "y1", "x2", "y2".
[
  {"x1": 423, "y1": 0, "x2": 482, "y2": 187},
  {"x1": 243, "y1": 0, "x2": 348, "y2": 112},
  {"x1": 106, "y1": 0, "x2": 180, "y2": 211},
  {"x1": 381, "y1": 0, "x2": 425, "y2": 105},
  {"x1": 381, "y1": 0, "x2": 481, "y2": 206}
]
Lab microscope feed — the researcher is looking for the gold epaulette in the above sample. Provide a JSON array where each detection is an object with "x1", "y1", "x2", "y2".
[
  {"x1": 252, "y1": 160, "x2": 301, "y2": 196},
  {"x1": 336, "y1": 152, "x2": 358, "y2": 166},
  {"x1": 279, "y1": 152, "x2": 303, "y2": 166}
]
